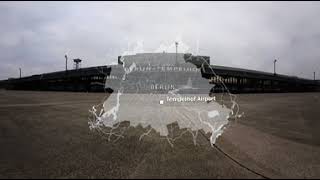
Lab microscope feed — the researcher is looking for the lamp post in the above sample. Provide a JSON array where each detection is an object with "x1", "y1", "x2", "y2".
[
  {"x1": 274, "y1": 59, "x2": 277, "y2": 75},
  {"x1": 65, "y1": 54, "x2": 68, "y2": 71},
  {"x1": 175, "y1": 42, "x2": 178, "y2": 64}
]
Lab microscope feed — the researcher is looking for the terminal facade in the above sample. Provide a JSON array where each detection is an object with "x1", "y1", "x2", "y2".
[{"x1": 0, "y1": 53, "x2": 319, "y2": 93}]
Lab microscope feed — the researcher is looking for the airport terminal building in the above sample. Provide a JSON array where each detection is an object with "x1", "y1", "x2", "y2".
[{"x1": 0, "y1": 53, "x2": 319, "y2": 93}]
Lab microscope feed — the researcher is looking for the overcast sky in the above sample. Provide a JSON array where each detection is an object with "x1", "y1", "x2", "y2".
[{"x1": 1, "y1": 1, "x2": 320, "y2": 79}]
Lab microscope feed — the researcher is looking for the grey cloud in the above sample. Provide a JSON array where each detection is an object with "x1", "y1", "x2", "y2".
[{"x1": 0, "y1": 1, "x2": 320, "y2": 79}]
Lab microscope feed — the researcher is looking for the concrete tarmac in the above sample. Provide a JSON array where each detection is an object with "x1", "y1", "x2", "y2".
[{"x1": 0, "y1": 90, "x2": 319, "y2": 178}]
